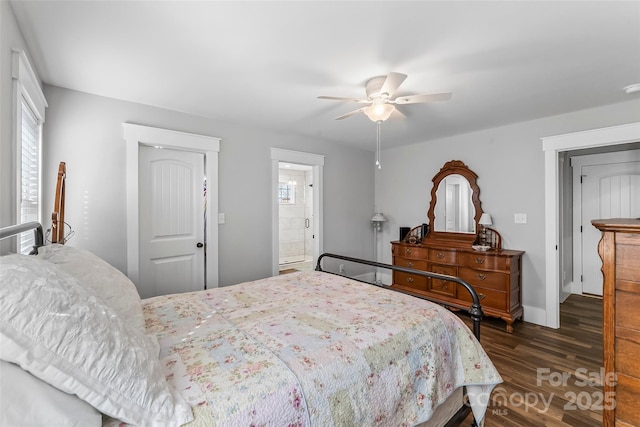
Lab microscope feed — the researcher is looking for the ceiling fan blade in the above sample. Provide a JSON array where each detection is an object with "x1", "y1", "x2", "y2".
[
  {"x1": 380, "y1": 72, "x2": 408, "y2": 97},
  {"x1": 334, "y1": 107, "x2": 368, "y2": 120},
  {"x1": 318, "y1": 96, "x2": 370, "y2": 104},
  {"x1": 393, "y1": 92, "x2": 452, "y2": 105},
  {"x1": 392, "y1": 105, "x2": 406, "y2": 119}
]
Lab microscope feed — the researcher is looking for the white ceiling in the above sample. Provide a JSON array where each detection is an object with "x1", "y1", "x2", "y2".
[{"x1": 10, "y1": 1, "x2": 640, "y2": 152}]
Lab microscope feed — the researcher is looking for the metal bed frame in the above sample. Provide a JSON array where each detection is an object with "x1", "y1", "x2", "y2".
[{"x1": 0, "y1": 221, "x2": 44, "y2": 255}]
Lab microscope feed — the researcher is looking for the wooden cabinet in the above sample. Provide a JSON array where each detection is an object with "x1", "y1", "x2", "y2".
[
  {"x1": 391, "y1": 240, "x2": 524, "y2": 333},
  {"x1": 593, "y1": 218, "x2": 640, "y2": 427}
]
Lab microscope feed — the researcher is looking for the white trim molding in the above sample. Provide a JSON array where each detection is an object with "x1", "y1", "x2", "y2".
[
  {"x1": 542, "y1": 122, "x2": 640, "y2": 328},
  {"x1": 123, "y1": 123, "x2": 221, "y2": 289},
  {"x1": 12, "y1": 49, "x2": 47, "y2": 121},
  {"x1": 271, "y1": 148, "x2": 325, "y2": 276}
]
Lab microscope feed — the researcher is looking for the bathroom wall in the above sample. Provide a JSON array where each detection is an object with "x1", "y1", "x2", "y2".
[
  {"x1": 278, "y1": 169, "x2": 309, "y2": 264},
  {"x1": 304, "y1": 169, "x2": 313, "y2": 260}
]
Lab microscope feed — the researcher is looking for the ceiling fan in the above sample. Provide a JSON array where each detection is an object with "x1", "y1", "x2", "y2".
[{"x1": 318, "y1": 72, "x2": 452, "y2": 122}]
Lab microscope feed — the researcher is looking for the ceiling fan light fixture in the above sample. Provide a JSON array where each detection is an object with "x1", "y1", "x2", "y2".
[{"x1": 364, "y1": 102, "x2": 394, "y2": 122}]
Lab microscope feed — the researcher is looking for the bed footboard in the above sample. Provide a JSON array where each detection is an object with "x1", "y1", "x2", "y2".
[{"x1": 316, "y1": 252, "x2": 484, "y2": 341}]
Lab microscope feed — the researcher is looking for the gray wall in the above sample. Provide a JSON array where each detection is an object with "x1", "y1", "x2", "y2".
[
  {"x1": 39, "y1": 85, "x2": 375, "y2": 286},
  {"x1": 375, "y1": 99, "x2": 640, "y2": 322}
]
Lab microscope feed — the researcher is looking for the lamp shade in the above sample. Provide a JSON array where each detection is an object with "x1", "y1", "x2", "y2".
[
  {"x1": 371, "y1": 212, "x2": 387, "y2": 223},
  {"x1": 364, "y1": 103, "x2": 394, "y2": 122},
  {"x1": 479, "y1": 213, "x2": 492, "y2": 226}
]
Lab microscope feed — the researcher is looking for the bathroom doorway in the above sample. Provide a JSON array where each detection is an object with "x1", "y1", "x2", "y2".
[{"x1": 278, "y1": 162, "x2": 313, "y2": 273}]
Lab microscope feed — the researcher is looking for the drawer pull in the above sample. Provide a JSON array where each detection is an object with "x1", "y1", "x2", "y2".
[
  {"x1": 477, "y1": 273, "x2": 486, "y2": 280},
  {"x1": 436, "y1": 252, "x2": 445, "y2": 259},
  {"x1": 406, "y1": 277, "x2": 414, "y2": 283},
  {"x1": 406, "y1": 261, "x2": 414, "y2": 267},
  {"x1": 478, "y1": 293, "x2": 486, "y2": 300},
  {"x1": 405, "y1": 248, "x2": 412, "y2": 254},
  {"x1": 475, "y1": 258, "x2": 485, "y2": 264}
]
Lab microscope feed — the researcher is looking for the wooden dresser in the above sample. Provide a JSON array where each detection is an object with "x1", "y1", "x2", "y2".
[
  {"x1": 593, "y1": 218, "x2": 640, "y2": 427},
  {"x1": 391, "y1": 240, "x2": 524, "y2": 333}
]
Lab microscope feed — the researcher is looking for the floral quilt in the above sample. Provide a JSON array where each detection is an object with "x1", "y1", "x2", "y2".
[{"x1": 143, "y1": 271, "x2": 501, "y2": 426}]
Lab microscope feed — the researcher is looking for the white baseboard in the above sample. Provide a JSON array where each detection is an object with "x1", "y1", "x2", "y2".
[
  {"x1": 522, "y1": 304, "x2": 547, "y2": 326},
  {"x1": 354, "y1": 272, "x2": 375, "y2": 282},
  {"x1": 353, "y1": 271, "x2": 392, "y2": 285}
]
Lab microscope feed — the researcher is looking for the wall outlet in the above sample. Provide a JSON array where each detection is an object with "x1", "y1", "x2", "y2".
[
  {"x1": 339, "y1": 264, "x2": 345, "y2": 273},
  {"x1": 514, "y1": 213, "x2": 527, "y2": 224}
]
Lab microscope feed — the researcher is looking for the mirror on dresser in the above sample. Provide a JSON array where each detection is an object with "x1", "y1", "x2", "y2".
[
  {"x1": 391, "y1": 159, "x2": 524, "y2": 332},
  {"x1": 426, "y1": 160, "x2": 482, "y2": 245}
]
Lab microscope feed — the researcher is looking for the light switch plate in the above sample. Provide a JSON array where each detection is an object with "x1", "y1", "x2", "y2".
[
  {"x1": 218, "y1": 213, "x2": 225, "y2": 224},
  {"x1": 514, "y1": 213, "x2": 527, "y2": 224}
]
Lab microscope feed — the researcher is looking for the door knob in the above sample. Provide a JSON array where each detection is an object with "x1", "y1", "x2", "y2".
[{"x1": 196, "y1": 242, "x2": 204, "y2": 248}]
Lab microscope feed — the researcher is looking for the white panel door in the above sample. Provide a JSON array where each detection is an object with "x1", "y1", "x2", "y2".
[
  {"x1": 139, "y1": 146, "x2": 205, "y2": 298},
  {"x1": 581, "y1": 161, "x2": 640, "y2": 295}
]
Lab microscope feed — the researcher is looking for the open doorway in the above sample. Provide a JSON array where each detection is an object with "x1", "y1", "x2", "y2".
[
  {"x1": 278, "y1": 162, "x2": 313, "y2": 273},
  {"x1": 270, "y1": 148, "x2": 325, "y2": 277},
  {"x1": 543, "y1": 122, "x2": 640, "y2": 329},
  {"x1": 570, "y1": 150, "x2": 640, "y2": 297}
]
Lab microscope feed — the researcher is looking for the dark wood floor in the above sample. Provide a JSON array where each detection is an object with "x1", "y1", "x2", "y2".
[{"x1": 461, "y1": 294, "x2": 603, "y2": 427}]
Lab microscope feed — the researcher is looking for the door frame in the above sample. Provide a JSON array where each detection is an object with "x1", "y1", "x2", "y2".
[
  {"x1": 123, "y1": 123, "x2": 221, "y2": 288},
  {"x1": 542, "y1": 121, "x2": 640, "y2": 328},
  {"x1": 271, "y1": 148, "x2": 324, "y2": 276}
]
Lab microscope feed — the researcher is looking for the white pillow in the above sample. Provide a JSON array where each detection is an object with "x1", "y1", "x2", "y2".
[
  {"x1": 0, "y1": 360, "x2": 102, "y2": 427},
  {"x1": 0, "y1": 254, "x2": 193, "y2": 427},
  {"x1": 36, "y1": 244, "x2": 145, "y2": 333}
]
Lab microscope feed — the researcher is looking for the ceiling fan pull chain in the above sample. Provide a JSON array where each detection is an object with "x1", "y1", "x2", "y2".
[{"x1": 376, "y1": 121, "x2": 382, "y2": 169}]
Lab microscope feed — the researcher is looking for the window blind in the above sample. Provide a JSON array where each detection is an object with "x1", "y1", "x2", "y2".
[{"x1": 20, "y1": 100, "x2": 40, "y2": 254}]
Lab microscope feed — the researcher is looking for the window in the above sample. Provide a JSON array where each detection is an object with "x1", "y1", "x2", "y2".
[
  {"x1": 13, "y1": 49, "x2": 47, "y2": 253},
  {"x1": 19, "y1": 101, "x2": 41, "y2": 253},
  {"x1": 278, "y1": 182, "x2": 296, "y2": 204}
]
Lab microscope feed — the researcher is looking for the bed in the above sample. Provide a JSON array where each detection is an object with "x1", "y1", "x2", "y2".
[{"x1": 0, "y1": 222, "x2": 501, "y2": 427}]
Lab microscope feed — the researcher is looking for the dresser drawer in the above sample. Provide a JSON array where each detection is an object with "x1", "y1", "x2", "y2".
[
  {"x1": 458, "y1": 286, "x2": 506, "y2": 311},
  {"x1": 394, "y1": 257, "x2": 428, "y2": 270},
  {"x1": 460, "y1": 252, "x2": 506, "y2": 271},
  {"x1": 617, "y1": 233, "x2": 640, "y2": 283},
  {"x1": 428, "y1": 249, "x2": 456, "y2": 264},
  {"x1": 429, "y1": 264, "x2": 457, "y2": 297},
  {"x1": 616, "y1": 289, "x2": 640, "y2": 331},
  {"x1": 393, "y1": 245, "x2": 428, "y2": 260},
  {"x1": 459, "y1": 267, "x2": 508, "y2": 291},
  {"x1": 394, "y1": 271, "x2": 428, "y2": 291},
  {"x1": 616, "y1": 374, "x2": 640, "y2": 426},
  {"x1": 617, "y1": 338, "x2": 640, "y2": 379}
]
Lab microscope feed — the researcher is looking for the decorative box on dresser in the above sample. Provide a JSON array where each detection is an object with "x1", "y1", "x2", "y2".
[
  {"x1": 391, "y1": 241, "x2": 524, "y2": 333},
  {"x1": 391, "y1": 159, "x2": 525, "y2": 333},
  {"x1": 593, "y1": 218, "x2": 640, "y2": 427}
]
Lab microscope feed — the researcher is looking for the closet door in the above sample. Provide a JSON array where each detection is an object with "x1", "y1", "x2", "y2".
[
  {"x1": 582, "y1": 161, "x2": 640, "y2": 295},
  {"x1": 138, "y1": 146, "x2": 205, "y2": 298}
]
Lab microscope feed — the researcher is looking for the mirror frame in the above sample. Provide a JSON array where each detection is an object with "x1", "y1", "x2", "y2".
[{"x1": 426, "y1": 160, "x2": 482, "y2": 246}]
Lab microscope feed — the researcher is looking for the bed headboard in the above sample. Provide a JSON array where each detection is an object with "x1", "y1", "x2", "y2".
[
  {"x1": 51, "y1": 162, "x2": 66, "y2": 244},
  {"x1": 0, "y1": 222, "x2": 44, "y2": 255}
]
